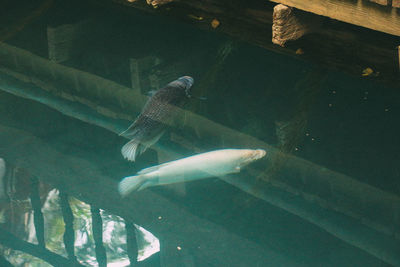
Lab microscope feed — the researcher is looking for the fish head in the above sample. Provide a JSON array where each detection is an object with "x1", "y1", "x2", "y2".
[
  {"x1": 239, "y1": 149, "x2": 266, "y2": 167},
  {"x1": 175, "y1": 76, "x2": 194, "y2": 97}
]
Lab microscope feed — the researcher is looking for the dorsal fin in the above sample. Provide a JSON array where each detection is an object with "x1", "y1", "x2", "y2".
[{"x1": 137, "y1": 161, "x2": 173, "y2": 175}]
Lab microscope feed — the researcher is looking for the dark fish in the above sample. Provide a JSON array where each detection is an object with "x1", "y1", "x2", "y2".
[{"x1": 120, "y1": 76, "x2": 194, "y2": 161}]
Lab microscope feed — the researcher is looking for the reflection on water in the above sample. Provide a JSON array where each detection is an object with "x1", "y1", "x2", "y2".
[
  {"x1": 0, "y1": 0, "x2": 400, "y2": 266},
  {"x1": 0, "y1": 162, "x2": 159, "y2": 266}
]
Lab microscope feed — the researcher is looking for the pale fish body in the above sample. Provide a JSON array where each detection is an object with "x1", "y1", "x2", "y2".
[{"x1": 118, "y1": 149, "x2": 266, "y2": 197}]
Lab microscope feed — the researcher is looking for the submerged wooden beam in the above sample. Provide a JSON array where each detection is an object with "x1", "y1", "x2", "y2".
[
  {"x1": 1, "y1": 42, "x2": 400, "y2": 265},
  {"x1": 0, "y1": 42, "x2": 399, "y2": 242},
  {"x1": 269, "y1": 0, "x2": 400, "y2": 36}
]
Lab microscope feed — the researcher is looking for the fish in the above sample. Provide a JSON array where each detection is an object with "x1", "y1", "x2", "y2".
[
  {"x1": 118, "y1": 148, "x2": 266, "y2": 197},
  {"x1": 120, "y1": 76, "x2": 194, "y2": 162}
]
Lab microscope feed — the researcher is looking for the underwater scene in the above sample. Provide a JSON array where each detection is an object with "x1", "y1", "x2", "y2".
[{"x1": 0, "y1": 1, "x2": 399, "y2": 266}]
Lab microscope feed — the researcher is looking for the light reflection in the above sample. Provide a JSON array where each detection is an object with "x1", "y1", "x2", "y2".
[
  {"x1": 1, "y1": 186, "x2": 160, "y2": 266},
  {"x1": 134, "y1": 224, "x2": 160, "y2": 261}
]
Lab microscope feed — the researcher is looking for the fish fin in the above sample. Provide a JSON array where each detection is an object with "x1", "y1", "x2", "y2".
[
  {"x1": 136, "y1": 165, "x2": 161, "y2": 175},
  {"x1": 119, "y1": 123, "x2": 139, "y2": 138},
  {"x1": 145, "y1": 90, "x2": 157, "y2": 96},
  {"x1": 118, "y1": 175, "x2": 148, "y2": 197},
  {"x1": 121, "y1": 130, "x2": 165, "y2": 162},
  {"x1": 136, "y1": 161, "x2": 174, "y2": 175},
  {"x1": 121, "y1": 140, "x2": 142, "y2": 162}
]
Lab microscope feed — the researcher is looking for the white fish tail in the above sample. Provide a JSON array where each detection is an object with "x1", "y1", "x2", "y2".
[{"x1": 118, "y1": 175, "x2": 149, "y2": 197}]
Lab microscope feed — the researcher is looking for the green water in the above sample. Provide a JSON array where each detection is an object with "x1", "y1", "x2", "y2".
[{"x1": 0, "y1": 1, "x2": 399, "y2": 266}]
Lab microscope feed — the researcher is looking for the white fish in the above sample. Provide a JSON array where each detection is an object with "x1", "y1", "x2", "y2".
[{"x1": 118, "y1": 149, "x2": 266, "y2": 197}]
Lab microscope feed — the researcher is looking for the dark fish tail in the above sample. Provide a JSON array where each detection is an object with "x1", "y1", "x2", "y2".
[
  {"x1": 121, "y1": 129, "x2": 165, "y2": 161},
  {"x1": 121, "y1": 139, "x2": 145, "y2": 162}
]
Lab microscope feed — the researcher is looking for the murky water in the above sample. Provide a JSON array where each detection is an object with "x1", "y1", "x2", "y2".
[{"x1": 0, "y1": 1, "x2": 399, "y2": 266}]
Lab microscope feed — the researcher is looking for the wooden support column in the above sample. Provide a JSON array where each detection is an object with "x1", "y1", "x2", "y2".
[
  {"x1": 129, "y1": 56, "x2": 161, "y2": 93},
  {"x1": 47, "y1": 20, "x2": 94, "y2": 63},
  {"x1": 272, "y1": 4, "x2": 320, "y2": 47},
  {"x1": 398, "y1": 45, "x2": 400, "y2": 71}
]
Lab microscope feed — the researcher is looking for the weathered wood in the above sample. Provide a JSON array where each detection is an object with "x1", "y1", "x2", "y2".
[
  {"x1": 103, "y1": 0, "x2": 399, "y2": 86},
  {"x1": 269, "y1": 0, "x2": 400, "y2": 36},
  {"x1": 146, "y1": 0, "x2": 174, "y2": 7},
  {"x1": 130, "y1": 56, "x2": 161, "y2": 93},
  {"x1": 47, "y1": 19, "x2": 94, "y2": 63},
  {"x1": 398, "y1": 45, "x2": 400, "y2": 70},
  {"x1": 369, "y1": 0, "x2": 388, "y2": 5},
  {"x1": 272, "y1": 4, "x2": 320, "y2": 47},
  {"x1": 394, "y1": 0, "x2": 400, "y2": 8}
]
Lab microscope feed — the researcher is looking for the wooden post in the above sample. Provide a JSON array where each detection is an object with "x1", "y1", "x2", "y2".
[
  {"x1": 398, "y1": 45, "x2": 400, "y2": 71},
  {"x1": 272, "y1": 4, "x2": 320, "y2": 47},
  {"x1": 129, "y1": 56, "x2": 161, "y2": 93},
  {"x1": 47, "y1": 20, "x2": 93, "y2": 63}
]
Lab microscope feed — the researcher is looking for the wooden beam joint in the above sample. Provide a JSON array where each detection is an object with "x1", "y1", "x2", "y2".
[{"x1": 272, "y1": 4, "x2": 320, "y2": 47}]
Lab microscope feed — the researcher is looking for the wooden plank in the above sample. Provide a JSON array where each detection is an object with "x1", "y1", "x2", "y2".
[
  {"x1": 269, "y1": 0, "x2": 400, "y2": 36},
  {"x1": 398, "y1": 45, "x2": 400, "y2": 70},
  {"x1": 394, "y1": 0, "x2": 400, "y2": 8},
  {"x1": 369, "y1": 0, "x2": 388, "y2": 5}
]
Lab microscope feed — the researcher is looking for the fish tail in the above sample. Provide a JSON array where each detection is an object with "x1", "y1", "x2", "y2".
[
  {"x1": 121, "y1": 130, "x2": 165, "y2": 161},
  {"x1": 121, "y1": 139, "x2": 144, "y2": 162},
  {"x1": 118, "y1": 175, "x2": 149, "y2": 197}
]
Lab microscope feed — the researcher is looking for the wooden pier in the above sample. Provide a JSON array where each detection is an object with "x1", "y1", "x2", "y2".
[
  {"x1": 270, "y1": 0, "x2": 400, "y2": 36},
  {"x1": 102, "y1": 0, "x2": 400, "y2": 85}
]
